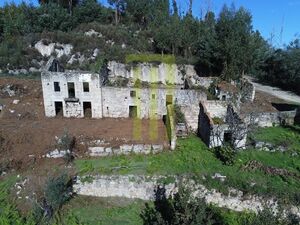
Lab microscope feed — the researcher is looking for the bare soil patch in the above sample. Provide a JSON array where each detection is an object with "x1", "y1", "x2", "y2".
[{"x1": 0, "y1": 77, "x2": 168, "y2": 173}]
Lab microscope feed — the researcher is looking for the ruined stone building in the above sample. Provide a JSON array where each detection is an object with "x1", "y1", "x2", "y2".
[
  {"x1": 41, "y1": 58, "x2": 297, "y2": 151},
  {"x1": 41, "y1": 58, "x2": 206, "y2": 132}
]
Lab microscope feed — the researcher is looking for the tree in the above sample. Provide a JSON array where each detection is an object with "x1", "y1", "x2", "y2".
[
  {"x1": 108, "y1": 0, "x2": 126, "y2": 25},
  {"x1": 216, "y1": 4, "x2": 254, "y2": 80},
  {"x1": 38, "y1": 0, "x2": 79, "y2": 15},
  {"x1": 73, "y1": 0, "x2": 106, "y2": 24}
]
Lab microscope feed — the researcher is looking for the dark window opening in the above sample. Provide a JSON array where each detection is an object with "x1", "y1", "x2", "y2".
[
  {"x1": 54, "y1": 82, "x2": 60, "y2": 92},
  {"x1": 152, "y1": 94, "x2": 156, "y2": 99},
  {"x1": 129, "y1": 106, "x2": 138, "y2": 118},
  {"x1": 130, "y1": 90, "x2": 136, "y2": 97},
  {"x1": 162, "y1": 115, "x2": 167, "y2": 124},
  {"x1": 55, "y1": 102, "x2": 63, "y2": 117},
  {"x1": 166, "y1": 95, "x2": 173, "y2": 106},
  {"x1": 83, "y1": 102, "x2": 92, "y2": 118},
  {"x1": 68, "y1": 82, "x2": 75, "y2": 98},
  {"x1": 222, "y1": 95, "x2": 226, "y2": 101},
  {"x1": 224, "y1": 132, "x2": 232, "y2": 144},
  {"x1": 83, "y1": 82, "x2": 90, "y2": 92}
]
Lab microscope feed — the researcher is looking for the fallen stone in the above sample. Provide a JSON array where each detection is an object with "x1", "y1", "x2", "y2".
[
  {"x1": 152, "y1": 144, "x2": 164, "y2": 153},
  {"x1": 46, "y1": 149, "x2": 70, "y2": 158},
  {"x1": 120, "y1": 145, "x2": 133, "y2": 154},
  {"x1": 211, "y1": 173, "x2": 226, "y2": 182},
  {"x1": 143, "y1": 145, "x2": 152, "y2": 154},
  {"x1": 133, "y1": 144, "x2": 144, "y2": 153},
  {"x1": 13, "y1": 99, "x2": 20, "y2": 104}
]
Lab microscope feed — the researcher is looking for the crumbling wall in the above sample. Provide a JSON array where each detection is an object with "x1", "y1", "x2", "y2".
[
  {"x1": 166, "y1": 105, "x2": 177, "y2": 150},
  {"x1": 198, "y1": 102, "x2": 212, "y2": 146},
  {"x1": 204, "y1": 101, "x2": 228, "y2": 118},
  {"x1": 101, "y1": 87, "x2": 206, "y2": 119},
  {"x1": 246, "y1": 111, "x2": 297, "y2": 127},
  {"x1": 41, "y1": 71, "x2": 102, "y2": 118},
  {"x1": 240, "y1": 78, "x2": 255, "y2": 102},
  {"x1": 107, "y1": 61, "x2": 216, "y2": 88}
]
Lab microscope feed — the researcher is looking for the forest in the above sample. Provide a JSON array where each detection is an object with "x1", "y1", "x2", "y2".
[{"x1": 0, "y1": 0, "x2": 299, "y2": 94}]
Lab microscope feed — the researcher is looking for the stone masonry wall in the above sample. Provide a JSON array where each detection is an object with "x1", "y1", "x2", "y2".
[
  {"x1": 42, "y1": 71, "x2": 206, "y2": 120},
  {"x1": 101, "y1": 87, "x2": 206, "y2": 119},
  {"x1": 245, "y1": 111, "x2": 297, "y2": 127},
  {"x1": 74, "y1": 175, "x2": 300, "y2": 216},
  {"x1": 41, "y1": 71, "x2": 102, "y2": 118},
  {"x1": 108, "y1": 61, "x2": 215, "y2": 88}
]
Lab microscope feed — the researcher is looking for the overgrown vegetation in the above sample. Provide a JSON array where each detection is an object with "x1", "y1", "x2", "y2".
[
  {"x1": 75, "y1": 133, "x2": 300, "y2": 205},
  {"x1": 141, "y1": 186, "x2": 299, "y2": 225},
  {"x1": 250, "y1": 125, "x2": 300, "y2": 152}
]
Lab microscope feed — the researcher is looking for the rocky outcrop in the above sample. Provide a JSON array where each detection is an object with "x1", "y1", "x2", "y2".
[{"x1": 34, "y1": 40, "x2": 73, "y2": 58}]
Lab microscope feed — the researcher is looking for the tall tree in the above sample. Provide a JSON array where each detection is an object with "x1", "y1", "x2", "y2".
[
  {"x1": 216, "y1": 4, "x2": 254, "y2": 80},
  {"x1": 108, "y1": 0, "x2": 126, "y2": 25}
]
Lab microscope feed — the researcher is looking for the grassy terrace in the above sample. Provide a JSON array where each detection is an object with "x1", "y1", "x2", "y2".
[
  {"x1": 75, "y1": 126, "x2": 300, "y2": 205},
  {"x1": 251, "y1": 125, "x2": 300, "y2": 151}
]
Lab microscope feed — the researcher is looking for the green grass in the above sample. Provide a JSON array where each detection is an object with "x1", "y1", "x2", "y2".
[
  {"x1": 75, "y1": 135, "x2": 300, "y2": 204},
  {"x1": 63, "y1": 196, "x2": 144, "y2": 225},
  {"x1": 251, "y1": 126, "x2": 300, "y2": 152}
]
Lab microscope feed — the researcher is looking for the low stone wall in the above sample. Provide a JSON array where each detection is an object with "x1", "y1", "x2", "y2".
[
  {"x1": 88, "y1": 144, "x2": 165, "y2": 157},
  {"x1": 247, "y1": 111, "x2": 297, "y2": 127},
  {"x1": 73, "y1": 175, "x2": 300, "y2": 216}
]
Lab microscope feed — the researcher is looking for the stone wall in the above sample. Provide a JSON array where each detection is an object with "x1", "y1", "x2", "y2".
[
  {"x1": 41, "y1": 71, "x2": 102, "y2": 118},
  {"x1": 202, "y1": 101, "x2": 228, "y2": 118},
  {"x1": 88, "y1": 144, "x2": 165, "y2": 157},
  {"x1": 198, "y1": 101, "x2": 247, "y2": 149},
  {"x1": 42, "y1": 71, "x2": 206, "y2": 120},
  {"x1": 101, "y1": 87, "x2": 206, "y2": 119},
  {"x1": 246, "y1": 111, "x2": 297, "y2": 127},
  {"x1": 240, "y1": 78, "x2": 255, "y2": 102},
  {"x1": 108, "y1": 61, "x2": 216, "y2": 88},
  {"x1": 166, "y1": 105, "x2": 177, "y2": 150},
  {"x1": 198, "y1": 102, "x2": 213, "y2": 146},
  {"x1": 73, "y1": 175, "x2": 300, "y2": 216}
]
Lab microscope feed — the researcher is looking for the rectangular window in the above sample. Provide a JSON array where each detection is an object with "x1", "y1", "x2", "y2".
[
  {"x1": 130, "y1": 90, "x2": 136, "y2": 97},
  {"x1": 67, "y1": 82, "x2": 75, "y2": 98},
  {"x1": 54, "y1": 82, "x2": 60, "y2": 92},
  {"x1": 83, "y1": 82, "x2": 90, "y2": 92}
]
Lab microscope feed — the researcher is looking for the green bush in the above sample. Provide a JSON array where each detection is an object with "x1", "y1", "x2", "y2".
[
  {"x1": 44, "y1": 173, "x2": 73, "y2": 211},
  {"x1": 214, "y1": 146, "x2": 236, "y2": 165},
  {"x1": 141, "y1": 186, "x2": 223, "y2": 225}
]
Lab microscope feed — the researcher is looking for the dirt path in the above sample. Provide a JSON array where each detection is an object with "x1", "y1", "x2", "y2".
[{"x1": 245, "y1": 76, "x2": 300, "y2": 104}]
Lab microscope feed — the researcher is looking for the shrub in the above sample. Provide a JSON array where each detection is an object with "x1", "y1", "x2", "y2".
[
  {"x1": 56, "y1": 130, "x2": 75, "y2": 151},
  {"x1": 141, "y1": 186, "x2": 223, "y2": 225},
  {"x1": 44, "y1": 173, "x2": 73, "y2": 211},
  {"x1": 214, "y1": 146, "x2": 236, "y2": 165}
]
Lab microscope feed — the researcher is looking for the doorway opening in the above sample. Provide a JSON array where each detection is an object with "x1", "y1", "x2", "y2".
[
  {"x1": 129, "y1": 106, "x2": 138, "y2": 118},
  {"x1": 224, "y1": 131, "x2": 233, "y2": 145},
  {"x1": 83, "y1": 102, "x2": 92, "y2": 118},
  {"x1": 54, "y1": 101, "x2": 63, "y2": 117}
]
